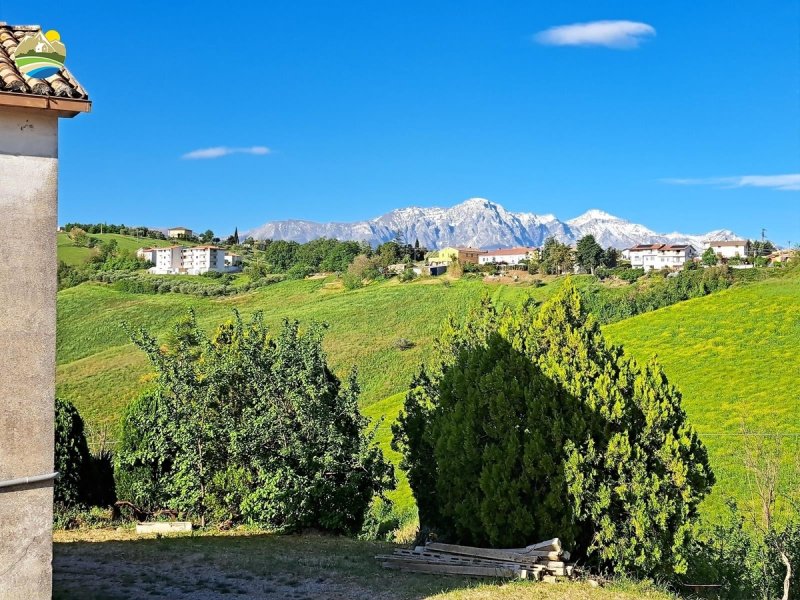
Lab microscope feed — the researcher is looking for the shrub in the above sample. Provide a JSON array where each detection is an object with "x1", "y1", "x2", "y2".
[
  {"x1": 342, "y1": 272, "x2": 364, "y2": 290},
  {"x1": 393, "y1": 282, "x2": 714, "y2": 577},
  {"x1": 393, "y1": 338, "x2": 415, "y2": 351},
  {"x1": 286, "y1": 263, "x2": 315, "y2": 280},
  {"x1": 54, "y1": 398, "x2": 116, "y2": 509},
  {"x1": 116, "y1": 311, "x2": 395, "y2": 532},
  {"x1": 398, "y1": 268, "x2": 417, "y2": 282}
]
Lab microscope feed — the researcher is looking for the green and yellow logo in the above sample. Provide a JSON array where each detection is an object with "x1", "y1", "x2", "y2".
[{"x1": 13, "y1": 30, "x2": 66, "y2": 79}]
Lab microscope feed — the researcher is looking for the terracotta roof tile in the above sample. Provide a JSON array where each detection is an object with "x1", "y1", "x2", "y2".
[{"x1": 0, "y1": 23, "x2": 88, "y2": 99}]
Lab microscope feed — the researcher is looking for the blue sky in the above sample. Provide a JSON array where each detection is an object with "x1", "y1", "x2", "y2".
[{"x1": 5, "y1": 1, "x2": 799, "y2": 242}]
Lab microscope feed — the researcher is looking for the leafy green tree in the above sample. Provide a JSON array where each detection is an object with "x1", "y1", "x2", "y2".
[
  {"x1": 576, "y1": 235, "x2": 604, "y2": 274},
  {"x1": 69, "y1": 226, "x2": 89, "y2": 247},
  {"x1": 117, "y1": 311, "x2": 394, "y2": 532},
  {"x1": 200, "y1": 229, "x2": 215, "y2": 243},
  {"x1": 603, "y1": 246, "x2": 619, "y2": 268},
  {"x1": 394, "y1": 281, "x2": 714, "y2": 577},
  {"x1": 702, "y1": 247, "x2": 719, "y2": 266},
  {"x1": 540, "y1": 236, "x2": 575, "y2": 275}
]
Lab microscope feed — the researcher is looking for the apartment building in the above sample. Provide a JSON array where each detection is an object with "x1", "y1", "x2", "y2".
[
  {"x1": 137, "y1": 245, "x2": 232, "y2": 275},
  {"x1": 627, "y1": 244, "x2": 697, "y2": 271}
]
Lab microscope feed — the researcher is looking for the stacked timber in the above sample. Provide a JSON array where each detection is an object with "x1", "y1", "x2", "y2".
[{"x1": 377, "y1": 538, "x2": 575, "y2": 582}]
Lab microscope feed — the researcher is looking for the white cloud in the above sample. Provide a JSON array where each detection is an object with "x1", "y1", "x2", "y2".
[
  {"x1": 534, "y1": 20, "x2": 655, "y2": 49},
  {"x1": 662, "y1": 174, "x2": 800, "y2": 191},
  {"x1": 182, "y1": 146, "x2": 271, "y2": 160}
]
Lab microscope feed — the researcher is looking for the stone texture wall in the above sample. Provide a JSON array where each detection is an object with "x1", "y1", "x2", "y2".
[{"x1": 0, "y1": 107, "x2": 59, "y2": 600}]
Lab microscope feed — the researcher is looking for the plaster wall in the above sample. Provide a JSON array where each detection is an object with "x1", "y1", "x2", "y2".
[{"x1": 0, "y1": 107, "x2": 59, "y2": 600}]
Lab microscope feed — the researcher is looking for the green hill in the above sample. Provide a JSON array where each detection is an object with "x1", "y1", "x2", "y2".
[
  {"x1": 56, "y1": 268, "x2": 799, "y2": 522},
  {"x1": 57, "y1": 232, "x2": 178, "y2": 266},
  {"x1": 603, "y1": 271, "x2": 800, "y2": 515},
  {"x1": 57, "y1": 277, "x2": 565, "y2": 432}
]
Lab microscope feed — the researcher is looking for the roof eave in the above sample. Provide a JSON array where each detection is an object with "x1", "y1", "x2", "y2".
[{"x1": 0, "y1": 91, "x2": 91, "y2": 118}]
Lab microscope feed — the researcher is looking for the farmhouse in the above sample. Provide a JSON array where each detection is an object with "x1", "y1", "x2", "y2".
[
  {"x1": 478, "y1": 247, "x2": 538, "y2": 266},
  {"x1": 137, "y1": 245, "x2": 237, "y2": 275},
  {"x1": 457, "y1": 247, "x2": 487, "y2": 265},
  {"x1": 168, "y1": 226, "x2": 193, "y2": 239},
  {"x1": 0, "y1": 22, "x2": 91, "y2": 598},
  {"x1": 707, "y1": 240, "x2": 750, "y2": 259},
  {"x1": 627, "y1": 244, "x2": 697, "y2": 271}
]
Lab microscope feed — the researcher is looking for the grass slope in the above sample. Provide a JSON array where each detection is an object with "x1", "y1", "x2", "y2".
[
  {"x1": 603, "y1": 272, "x2": 800, "y2": 515},
  {"x1": 57, "y1": 232, "x2": 178, "y2": 266},
  {"x1": 57, "y1": 277, "x2": 563, "y2": 432}
]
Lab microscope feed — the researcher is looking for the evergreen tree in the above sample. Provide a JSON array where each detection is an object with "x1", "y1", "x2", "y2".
[
  {"x1": 394, "y1": 281, "x2": 714, "y2": 577},
  {"x1": 576, "y1": 235, "x2": 604, "y2": 274}
]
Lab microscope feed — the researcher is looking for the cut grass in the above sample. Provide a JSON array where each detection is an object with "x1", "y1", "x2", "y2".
[
  {"x1": 57, "y1": 277, "x2": 564, "y2": 431},
  {"x1": 603, "y1": 272, "x2": 800, "y2": 516},
  {"x1": 57, "y1": 232, "x2": 177, "y2": 266},
  {"x1": 53, "y1": 529, "x2": 674, "y2": 600}
]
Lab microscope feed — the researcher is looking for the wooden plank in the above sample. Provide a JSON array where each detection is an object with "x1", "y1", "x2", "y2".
[
  {"x1": 382, "y1": 560, "x2": 522, "y2": 579},
  {"x1": 531, "y1": 538, "x2": 562, "y2": 552},
  {"x1": 392, "y1": 550, "x2": 541, "y2": 568},
  {"x1": 378, "y1": 554, "x2": 540, "y2": 571},
  {"x1": 426, "y1": 542, "x2": 561, "y2": 562}
]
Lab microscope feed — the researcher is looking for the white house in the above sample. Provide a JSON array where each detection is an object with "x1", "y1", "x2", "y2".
[
  {"x1": 707, "y1": 240, "x2": 750, "y2": 260},
  {"x1": 0, "y1": 22, "x2": 91, "y2": 598},
  {"x1": 478, "y1": 247, "x2": 538, "y2": 266},
  {"x1": 627, "y1": 244, "x2": 697, "y2": 271},
  {"x1": 167, "y1": 226, "x2": 193, "y2": 240},
  {"x1": 138, "y1": 245, "x2": 236, "y2": 275}
]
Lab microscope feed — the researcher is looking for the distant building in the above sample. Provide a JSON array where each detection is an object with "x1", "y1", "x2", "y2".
[
  {"x1": 707, "y1": 240, "x2": 750, "y2": 260},
  {"x1": 457, "y1": 247, "x2": 488, "y2": 265},
  {"x1": 168, "y1": 226, "x2": 193, "y2": 240},
  {"x1": 628, "y1": 244, "x2": 697, "y2": 271},
  {"x1": 478, "y1": 247, "x2": 538, "y2": 266},
  {"x1": 427, "y1": 247, "x2": 460, "y2": 266},
  {"x1": 137, "y1": 245, "x2": 236, "y2": 275}
]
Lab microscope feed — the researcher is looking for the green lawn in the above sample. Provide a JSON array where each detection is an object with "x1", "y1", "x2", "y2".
[
  {"x1": 57, "y1": 232, "x2": 178, "y2": 266},
  {"x1": 603, "y1": 272, "x2": 800, "y2": 517}
]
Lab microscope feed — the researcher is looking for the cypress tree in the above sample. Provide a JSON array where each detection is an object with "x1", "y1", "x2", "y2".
[{"x1": 394, "y1": 280, "x2": 714, "y2": 577}]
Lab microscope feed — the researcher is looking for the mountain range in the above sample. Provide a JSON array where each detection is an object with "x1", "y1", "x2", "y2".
[{"x1": 245, "y1": 198, "x2": 738, "y2": 250}]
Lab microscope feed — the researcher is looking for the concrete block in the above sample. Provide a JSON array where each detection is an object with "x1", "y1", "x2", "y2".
[{"x1": 136, "y1": 521, "x2": 193, "y2": 534}]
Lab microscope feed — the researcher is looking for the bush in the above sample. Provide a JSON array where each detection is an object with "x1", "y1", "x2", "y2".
[
  {"x1": 116, "y1": 311, "x2": 395, "y2": 532},
  {"x1": 285, "y1": 263, "x2": 315, "y2": 280},
  {"x1": 393, "y1": 338, "x2": 415, "y2": 351},
  {"x1": 342, "y1": 272, "x2": 364, "y2": 290},
  {"x1": 398, "y1": 268, "x2": 417, "y2": 282},
  {"x1": 393, "y1": 282, "x2": 714, "y2": 577},
  {"x1": 54, "y1": 398, "x2": 116, "y2": 510}
]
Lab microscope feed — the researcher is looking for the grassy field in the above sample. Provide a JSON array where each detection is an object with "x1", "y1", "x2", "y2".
[
  {"x1": 56, "y1": 276, "x2": 564, "y2": 432},
  {"x1": 53, "y1": 529, "x2": 674, "y2": 600},
  {"x1": 57, "y1": 232, "x2": 178, "y2": 266},
  {"x1": 603, "y1": 270, "x2": 800, "y2": 515},
  {"x1": 55, "y1": 267, "x2": 800, "y2": 524}
]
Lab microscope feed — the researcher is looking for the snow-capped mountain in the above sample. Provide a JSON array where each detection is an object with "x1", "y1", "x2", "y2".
[{"x1": 245, "y1": 198, "x2": 738, "y2": 249}]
